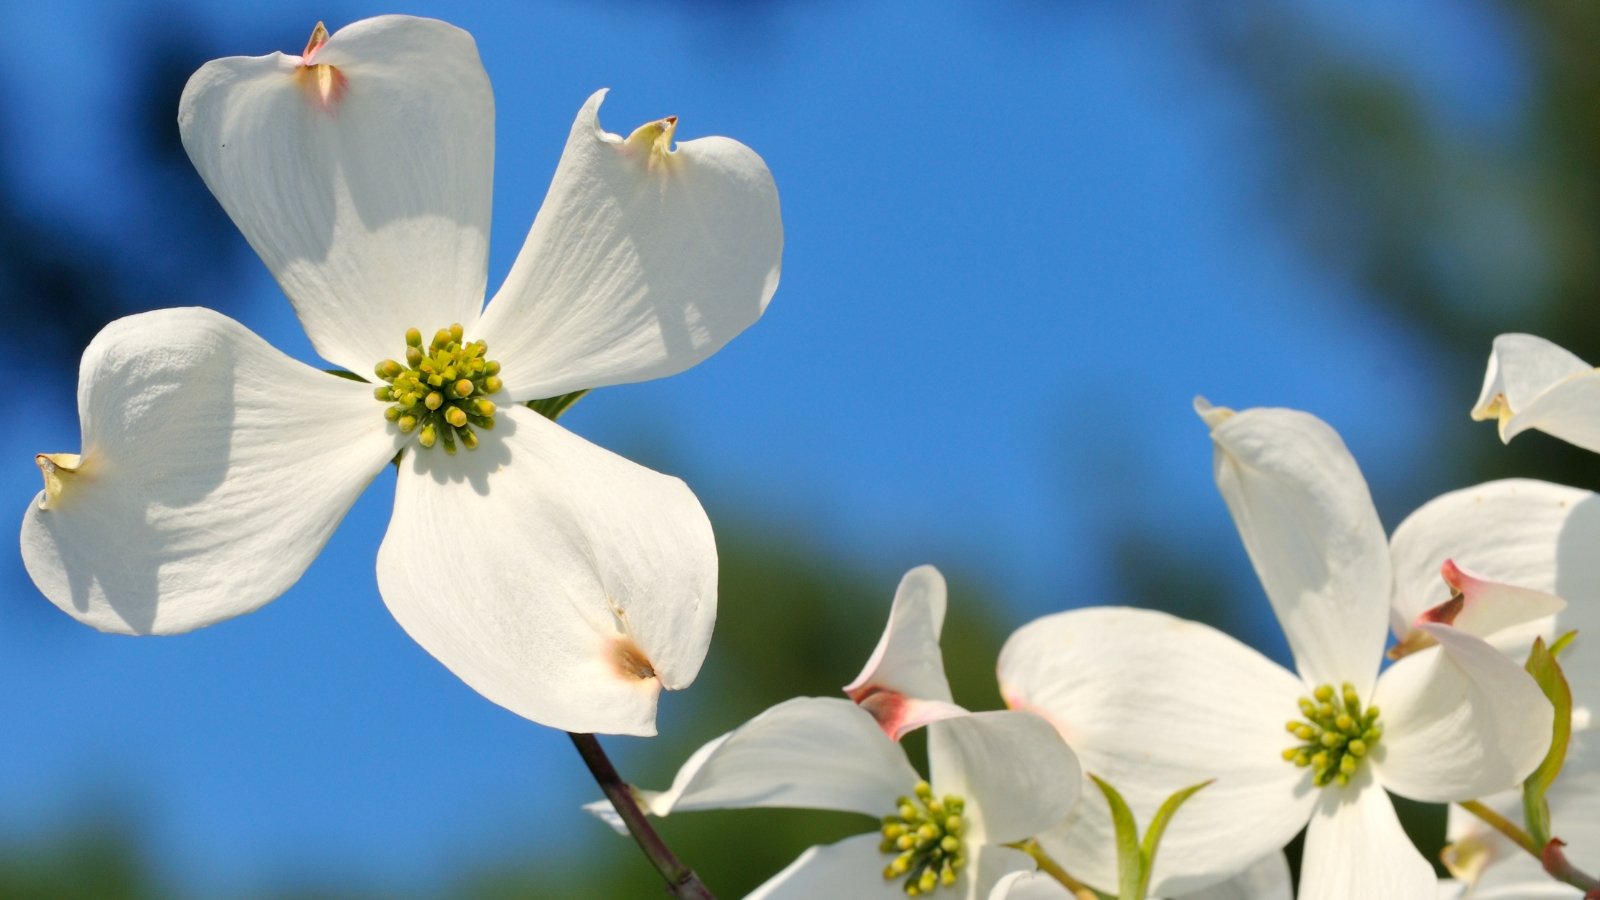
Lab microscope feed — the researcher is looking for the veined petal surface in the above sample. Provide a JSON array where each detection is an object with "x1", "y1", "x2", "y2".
[
  {"x1": 1373, "y1": 624, "x2": 1552, "y2": 803},
  {"x1": 179, "y1": 15, "x2": 493, "y2": 373},
  {"x1": 477, "y1": 90, "x2": 782, "y2": 400},
  {"x1": 746, "y1": 833, "x2": 909, "y2": 900},
  {"x1": 21, "y1": 307, "x2": 400, "y2": 634},
  {"x1": 845, "y1": 565, "x2": 965, "y2": 739},
  {"x1": 998, "y1": 607, "x2": 1312, "y2": 897},
  {"x1": 926, "y1": 710, "x2": 1080, "y2": 846},
  {"x1": 593, "y1": 697, "x2": 919, "y2": 824},
  {"x1": 1297, "y1": 775, "x2": 1436, "y2": 900},
  {"x1": 1202, "y1": 403, "x2": 1390, "y2": 694},
  {"x1": 376, "y1": 405, "x2": 714, "y2": 735},
  {"x1": 749, "y1": 836, "x2": 1032, "y2": 900},
  {"x1": 1179, "y1": 852, "x2": 1294, "y2": 900}
]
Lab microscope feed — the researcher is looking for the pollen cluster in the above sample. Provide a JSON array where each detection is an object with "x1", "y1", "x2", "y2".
[
  {"x1": 1282, "y1": 682, "x2": 1383, "y2": 787},
  {"x1": 879, "y1": 781, "x2": 966, "y2": 895},
  {"x1": 373, "y1": 325, "x2": 502, "y2": 454}
]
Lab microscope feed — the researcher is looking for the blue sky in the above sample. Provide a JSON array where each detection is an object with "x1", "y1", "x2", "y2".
[{"x1": 0, "y1": 0, "x2": 1520, "y2": 893}]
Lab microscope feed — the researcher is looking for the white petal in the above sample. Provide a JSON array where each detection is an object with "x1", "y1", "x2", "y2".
[
  {"x1": 1471, "y1": 334, "x2": 1593, "y2": 444},
  {"x1": 927, "y1": 710, "x2": 1081, "y2": 846},
  {"x1": 601, "y1": 697, "x2": 920, "y2": 824},
  {"x1": 746, "y1": 833, "x2": 907, "y2": 900},
  {"x1": 1297, "y1": 776, "x2": 1437, "y2": 900},
  {"x1": 1178, "y1": 852, "x2": 1294, "y2": 900},
  {"x1": 179, "y1": 15, "x2": 493, "y2": 373},
  {"x1": 1509, "y1": 371, "x2": 1600, "y2": 454},
  {"x1": 21, "y1": 308, "x2": 399, "y2": 634},
  {"x1": 1374, "y1": 624, "x2": 1553, "y2": 802},
  {"x1": 476, "y1": 90, "x2": 782, "y2": 400},
  {"x1": 1389, "y1": 559, "x2": 1566, "y2": 659},
  {"x1": 1202, "y1": 404, "x2": 1391, "y2": 693},
  {"x1": 375, "y1": 404, "x2": 715, "y2": 735},
  {"x1": 753, "y1": 838, "x2": 1033, "y2": 900},
  {"x1": 844, "y1": 565, "x2": 965, "y2": 739},
  {"x1": 997, "y1": 607, "x2": 1314, "y2": 897},
  {"x1": 988, "y1": 871, "x2": 1070, "y2": 900},
  {"x1": 1387, "y1": 478, "x2": 1600, "y2": 723}
]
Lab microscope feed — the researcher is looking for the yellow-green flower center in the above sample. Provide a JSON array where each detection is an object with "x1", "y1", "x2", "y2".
[
  {"x1": 1282, "y1": 682, "x2": 1383, "y2": 787},
  {"x1": 373, "y1": 324, "x2": 502, "y2": 454},
  {"x1": 879, "y1": 780, "x2": 966, "y2": 895}
]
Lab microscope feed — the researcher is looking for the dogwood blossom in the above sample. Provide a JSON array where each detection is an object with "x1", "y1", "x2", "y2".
[
  {"x1": 845, "y1": 570, "x2": 1294, "y2": 899},
  {"x1": 1472, "y1": 333, "x2": 1600, "y2": 453},
  {"x1": 998, "y1": 403, "x2": 1556, "y2": 899},
  {"x1": 1388, "y1": 478, "x2": 1600, "y2": 897},
  {"x1": 20, "y1": 15, "x2": 782, "y2": 736},
  {"x1": 597, "y1": 698, "x2": 1080, "y2": 898}
]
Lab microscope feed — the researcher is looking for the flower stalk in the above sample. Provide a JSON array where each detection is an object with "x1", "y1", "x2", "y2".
[{"x1": 568, "y1": 732, "x2": 716, "y2": 899}]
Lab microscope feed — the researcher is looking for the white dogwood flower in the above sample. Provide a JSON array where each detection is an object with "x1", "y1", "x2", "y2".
[
  {"x1": 998, "y1": 403, "x2": 1555, "y2": 900},
  {"x1": 1472, "y1": 333, "x2": 1600, "y2": 453},
  {"x1": 20, "y1": 15, "x2": 782, "y2": 736},
  {"x1": 1389, "y1": 478, "x2": 1600, "y2": 897},
  {"x1": 601, "y1": 698, "x2": 1080, "y2": 899}
]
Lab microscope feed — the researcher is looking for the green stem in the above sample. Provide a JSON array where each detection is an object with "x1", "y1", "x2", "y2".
[
  {"x1": 1458, "y1": 800, "x2": 1541, "y2": 857},
  {"x1": 568, "y1": 732, "x2": 716, "y2": 899},
  {"x1": 1013, "y1": 839, "x2": 1103, "y2": 900}
]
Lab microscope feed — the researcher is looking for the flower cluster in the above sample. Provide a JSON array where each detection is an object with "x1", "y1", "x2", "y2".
[{"x1": 19, "y1": 12, "x2": 1599, "y2": 900}]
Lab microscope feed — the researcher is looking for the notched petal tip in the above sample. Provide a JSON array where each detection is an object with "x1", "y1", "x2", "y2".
[
  {"x1": 611, "y1": 637, "x2": 658, "y2": 681},
  {"x1": 302, "y1": 21, "x2": 331, "y2": 58},
  {"x1": 1192, "y1": 395, "x2": 1234, "y2": 429},
  {"x1": 624, "y1": 116, "x2": 680, "y2": 170},
  {"x1": 34, "y1": 453, "x2": 83, "y2": 510},
  {"x1": 295, "y1": 21, "x2": 347, "y2": 109}
]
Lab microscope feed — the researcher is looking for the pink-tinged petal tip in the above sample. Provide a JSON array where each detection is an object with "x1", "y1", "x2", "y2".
[
  {"x1": 1391, "y1": 559, "x2": 1566, "y2": 660},
  {"x1": 296, "y1": 21, "x2": 347, "y2": 108}
]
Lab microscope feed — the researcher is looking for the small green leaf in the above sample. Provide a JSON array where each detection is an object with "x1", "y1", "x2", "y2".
[
  {"x1": 526, "y1": 389, "x2": 590, "y2": 421},
  {"x1": 1551, "y1": 629, "x2": 1578, "y2": 657},
  {"x1": 1523, "y1": 636, "x2": 1574, "y2": 847},
  {"x1": 1138, "y1": 780, "x2": 1212, "y2": 899},
  {"x1": 325, "y1": 367, "x2": 368, "y2": 382},
  {"x1": 1090, "y1": 774, "x2": 1144, "y2": 900}
]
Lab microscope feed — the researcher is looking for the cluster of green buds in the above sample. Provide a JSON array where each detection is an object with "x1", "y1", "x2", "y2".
[
  {"x1": 1283, "y1": 682, "x2": 1383, "y2": 787},
  {"x1": 879, "y1": 781, "x2": 966, "y2": 895},
  {"x1": 373, "y1": 324, "x2": 502, "y2": 454}
]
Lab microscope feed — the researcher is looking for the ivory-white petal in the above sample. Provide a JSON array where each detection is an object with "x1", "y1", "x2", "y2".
[
  {"x1": 845, "y1": 565, "x2": 965, "y2": 739},
  {"x1": 1202, "y1": 404, "x2": 1391, "y2": 694},
  {"x1": 998, "y1": 607, "x2": 1312, "y2": 897},
  {"x1": 375, "y1": 405, "x2": 714, "y2": 735},
  {"x1": 988, "y1": 871, "x2": 1069, "y2": 900},
  {"x1": 476, "y1": 90, "x2": 782, "y2": 400},
  {"x1": 1388, "y1": 478, "x2": 1600, "y2": 725},
  {"x1": 927, "y1": 710, "x2": 1080, "y2": 846},
  {"x1": 1373, "y1": 624, "x2": 1552, "y2": 803},
  {"x1": 179, "y1": 15, "x2": 493, "y2": 373},
  {"x1": 1178, "y1": 851, "x2": 1294, "y2": 900},
  {"x1": 746, "y1": 833, "x2": 908, "y2": 900},
  {"x1": 600, "y1": 697, "x2": 920, "y2": 824},
  {"x1": 21, "y1": 308, "x2": 399, "y2": 635},
  {"x1": 1472, "y1": 334, "x2": 1593, "y2": 443},
  {"x1": 1297, "y1": 776, "x2": 1437, "y2": 900}
]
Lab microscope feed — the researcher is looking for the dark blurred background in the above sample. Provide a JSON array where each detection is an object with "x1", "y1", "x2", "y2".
[{"x1": 6, "y1": 1, "x2": 1597, "y2": 896}]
